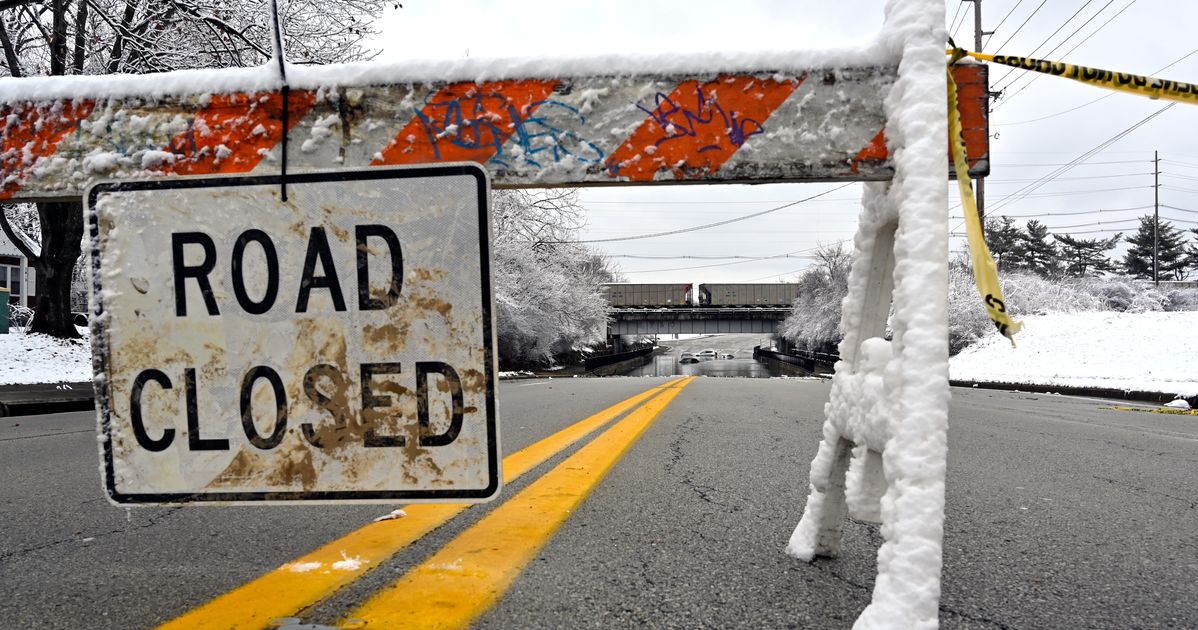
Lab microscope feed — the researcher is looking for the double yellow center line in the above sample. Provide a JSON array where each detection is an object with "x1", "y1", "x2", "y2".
[{"x1": 160, "y1": 376, "x2": 695, "y2": 629}]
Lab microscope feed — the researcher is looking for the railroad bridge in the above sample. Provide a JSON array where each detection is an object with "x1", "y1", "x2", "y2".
[{"x1": 607, "y1": 307, "x2": 790, "y2": 336}]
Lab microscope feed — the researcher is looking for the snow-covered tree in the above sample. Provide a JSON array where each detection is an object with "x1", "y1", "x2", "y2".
[
  {"x1": 0, "y1": 0, "x2": 388, "y2": 337},
  {"x1": 1053, "y1": 232, "x2": 1120, "y2": 278},
  {"x1": 1121, "y1": 215, "x2": 1188, "y2": 280},
  {"x1": 491, "y1": 189, "x2": 613, "y2": 367}
]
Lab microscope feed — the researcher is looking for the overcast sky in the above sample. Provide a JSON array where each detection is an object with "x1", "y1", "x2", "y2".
[{"x1": 370, "y1": 1, "x2": 1198, "y2": 285}]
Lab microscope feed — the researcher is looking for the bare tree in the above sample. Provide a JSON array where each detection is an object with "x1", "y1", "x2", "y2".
[{"x1": 0, "y1": 0, "x2": 388, "y2": 337}]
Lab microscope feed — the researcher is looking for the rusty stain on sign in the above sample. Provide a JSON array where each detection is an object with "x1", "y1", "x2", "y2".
[{"x1": 88, "y1": 164, "x2": 499, "y2": 504}]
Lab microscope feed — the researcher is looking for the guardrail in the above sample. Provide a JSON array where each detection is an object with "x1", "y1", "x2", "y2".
[{"x1": 583, "y1": 346, "x2": 655, "y2": 371}]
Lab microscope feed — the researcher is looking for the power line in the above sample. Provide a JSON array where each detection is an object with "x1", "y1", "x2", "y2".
[
  {"x1": 948, "y1": 2, "x2": 966, "y2": 39},
  {"x1": 607, "y1": 254, "x2": 818, "y2": 261},
  {"x1": 993, "y1": 0, "x2": 1141, "y2": 109},
  {"x1": 988, "y1": 159, "x2": 1149, "y2": 166},
  {"x1": 949, "y1": 2, "x2": 972, "y2": 40},
  {"x1": 988, "y1": 104, "x2": 1174, "y2": 214},
  {"x1": 982, "y1": 0, "x2": 1027, "y2": 50},
  {"x1": 950, "y1": 105, "x2": 1172, "y2": 236},
  {"x1": 952, "y1": 204, "x2": 1151, "y2": 219},
  {"x1": 619, "y1": 240, "x2": 847, "y2": 275},
  {"x1": 559, "y1": 184, "x2": 853, "y2": 244},
  {"x1": 991, "y1": 0, "x2": 1110, "y2": 93},
  {"x1": 994, "y1": 44, "x2": 1198, "y2": 125},
  {"x1": 988, "y1": 0, "x2": 1048, "y2": 56}
]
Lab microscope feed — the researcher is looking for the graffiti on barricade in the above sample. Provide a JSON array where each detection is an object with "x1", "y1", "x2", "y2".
[
  {"x1": 410, "y1": 86, "x2": 605, "y2": 169},
  {"x1": 606, "y1": 75, "x2": 801, "y2": 181},
  {"x1": 636, "y1": 85, "x2": 767, "y2": 153}
]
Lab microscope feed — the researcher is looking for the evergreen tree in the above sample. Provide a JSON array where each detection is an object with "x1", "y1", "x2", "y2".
[
  {"x1": 1186, "y1": 228, "x2": 1198, "y2": 277},
  {"x1": 1017, "y1": 219, "x2": 1062, "y2": 277},
  {"x1": 1053, "y1": 232, "x2": 1121, "y2": 278},
  {"x1": 1121, "y1": 215, "x2": 1189, "y2": 280},
  {"x1": 984, "y1": 215, "x2": 1025, "y2": 271}
]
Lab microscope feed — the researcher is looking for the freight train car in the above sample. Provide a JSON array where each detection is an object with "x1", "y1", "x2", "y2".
[
  {"x1": 602, "y1": 284, "x2": 693, "y2": 308},
  {"x1": 697, "y1": 283, "x2": 798, "y2": 307}
]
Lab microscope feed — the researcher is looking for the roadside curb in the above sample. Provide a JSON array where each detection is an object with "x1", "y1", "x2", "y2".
[{"x1": 950, "y1": 379, "x2": 1197, "y2": 407}]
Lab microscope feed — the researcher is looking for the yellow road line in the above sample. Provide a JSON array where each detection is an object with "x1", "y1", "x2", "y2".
[
  {"x1": 342, "y1": 376, "x2": 696, "y2": 629},
  {"x1": 158, "y1": 378, "x2": 687, "y2": 630}
]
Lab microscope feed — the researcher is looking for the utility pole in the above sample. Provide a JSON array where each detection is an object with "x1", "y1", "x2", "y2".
[
  {"x1": 969, "y1": 0, "x2": 992, "y2": 236},
  {"x1": 1153, "y1": 150, "x2": 1160, "y2": 285}
]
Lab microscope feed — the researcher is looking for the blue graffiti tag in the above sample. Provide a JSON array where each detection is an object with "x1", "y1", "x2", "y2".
[{"x1": 413, "y1": 92, "x2": 604, "y2": 169}]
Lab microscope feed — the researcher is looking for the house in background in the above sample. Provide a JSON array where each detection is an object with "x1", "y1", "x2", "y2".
[{"x1": 0, "y1": 231, "x2": 36, "y2": 308}]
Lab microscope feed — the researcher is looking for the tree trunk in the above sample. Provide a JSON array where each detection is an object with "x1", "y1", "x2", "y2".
[{"x1": 28, "y1": 201, "x2": 82, "y2": 339}]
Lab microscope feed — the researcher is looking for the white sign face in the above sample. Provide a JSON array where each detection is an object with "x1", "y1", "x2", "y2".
[{"x1": 86, "y1": 165, "x2": 499, "y2": 504}]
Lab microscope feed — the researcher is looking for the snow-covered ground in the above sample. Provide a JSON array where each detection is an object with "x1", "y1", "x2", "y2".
[
  {"x1": 950, "y1": 311, "x2": 1198, "y2": 398},
  {"x1": 0, "y1": 327, "x2": 92, "y2": 385}
]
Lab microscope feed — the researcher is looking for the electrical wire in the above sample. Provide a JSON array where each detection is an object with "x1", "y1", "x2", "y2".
[
  {"x1": 948, "y1": 2, "x2": 966, "y2": 39},
  {"x1": 982, "y1": 0, "x2": 1027, "y2": 50},
  {"x1": 993, "y1": 0, "x2": 1141, "y2": 110},
  {"x1": 988, "y1": 103, "x2": 1174, "y2": 214},
  {"x1": 994, "y1": 45, "x2": 1198, "y2": 126},
  {"x1": 990, "y1": 0, "x2": 1109, "y2": 92},
  {"x1": 952, "y1": 204, "x2": 1151, "y2": 219},
  {"x1": 558, "y1": 183, "x2": 853, "y2": 244},
  {"x1": 618, "y1": 240, "x2": 849, "y2": 275},
  {"x1": 987, "y1": 0, "x2": 1048, "y2": 56}
]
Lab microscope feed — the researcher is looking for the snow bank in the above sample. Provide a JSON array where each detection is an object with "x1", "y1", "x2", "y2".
[
  {"x1": 0, "y1": 329, "x2": 92, "y2": 385},
  {"x1": 951, "y1": 311, "x2": 1198, "y2": 398}
]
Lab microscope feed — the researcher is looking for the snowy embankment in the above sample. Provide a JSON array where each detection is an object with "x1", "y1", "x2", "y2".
[
  {"x1": 950, "y1": 311, "x2": 1198, "y2": 398},
  {"x1": 0, "y1": 328, "x2": 92, "y2": 385}
]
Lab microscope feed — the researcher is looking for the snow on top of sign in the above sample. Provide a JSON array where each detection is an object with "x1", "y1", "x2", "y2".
[{"x1": 0, "y1": 45, "x2": 894, "y2": 104}]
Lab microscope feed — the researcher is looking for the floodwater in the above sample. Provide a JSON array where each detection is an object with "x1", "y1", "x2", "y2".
[{"x1": 619, "y1": 350, "x2": 814, "y2": 378}]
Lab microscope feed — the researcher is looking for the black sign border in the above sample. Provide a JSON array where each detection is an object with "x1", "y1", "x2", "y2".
[{"x1": 87, "y1": 164, "x2": 499, "y2": 504}]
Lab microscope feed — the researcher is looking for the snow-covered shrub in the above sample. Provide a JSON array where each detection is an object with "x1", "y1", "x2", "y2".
[
  {"x1": 1164, "y1": 289, "x2": 1198, "y2": 312},
  {"x1": 780, "y1": 244, "x2": 851, "y2": 353},
  {"x1": 1076, "y1": 277, "x2": 1139, "y2": 311},
  {"x1": 7, "y1": 303, "x2": 33, "y2": 332}
]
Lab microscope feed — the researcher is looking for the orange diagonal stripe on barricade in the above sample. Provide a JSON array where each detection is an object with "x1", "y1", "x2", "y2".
[
  {"x1": 164, "y1": 90, "x2": 317, "y2": 176},
  {"x1": 605, "y1": 74, "x2": 802, "y2": 182},
  {"x1": 0, "y1": 100, "x2": 95, "y2": 201},
  {"x1": 372, "y1": 79, "x2": 559, "y2": 167}
]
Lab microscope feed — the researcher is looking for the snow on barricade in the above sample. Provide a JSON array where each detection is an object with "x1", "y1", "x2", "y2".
[
  {"x1": 950, "y1": 311, "x2": 1198, "y2": 398},
  {"x1": 786, "y1": 1, "x2": 951, "y2": 629}
]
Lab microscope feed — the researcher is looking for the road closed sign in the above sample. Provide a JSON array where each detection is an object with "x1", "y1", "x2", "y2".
[{"x1": 86, "y1": 165, "x2": 499, "y2": 504}]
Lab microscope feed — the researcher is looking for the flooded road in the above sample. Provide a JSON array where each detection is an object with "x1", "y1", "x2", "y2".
[{"x1": 619, "y1": 350, "x2": 813, "y2": 378}]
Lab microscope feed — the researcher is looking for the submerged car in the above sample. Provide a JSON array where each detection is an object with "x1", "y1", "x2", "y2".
[
  {"x1": 697, "y1": 349, "x2": 717, "y2": 358},
  {"x1": 679, "y1": 352, "x2": 699, "y2": 364}
]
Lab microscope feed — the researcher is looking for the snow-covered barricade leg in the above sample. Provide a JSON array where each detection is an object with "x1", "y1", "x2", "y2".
[{"x1": 787, "y1": 1, "x2": 949, "y2": 628}]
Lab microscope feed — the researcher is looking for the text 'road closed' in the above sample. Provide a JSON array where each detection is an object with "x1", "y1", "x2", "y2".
[{"x1": 88, "y1": 166, "x2": 498, "y2": 504}]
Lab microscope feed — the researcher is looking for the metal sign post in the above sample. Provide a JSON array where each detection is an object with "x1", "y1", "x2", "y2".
[{"x1": 87, "y1": 165, "x2": 499, "y2": 504}]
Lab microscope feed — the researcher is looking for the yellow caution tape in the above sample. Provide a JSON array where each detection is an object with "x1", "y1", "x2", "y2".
[
  {"x1": 954, "y1": 48, "x2": 1198, "y2": 106},
  {"x1": 947, "y1": 50, "x2": 1022, "y2": 345}
]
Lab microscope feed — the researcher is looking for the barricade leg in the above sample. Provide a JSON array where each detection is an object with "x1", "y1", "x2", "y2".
[{"x1": 787, "y1": 194, "x2": 896, "y2": 560}]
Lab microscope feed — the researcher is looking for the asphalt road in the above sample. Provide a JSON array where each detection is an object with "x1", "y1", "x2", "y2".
[{"x1": 1, "y1": 377, "x2": 1195, "y2": 629}]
